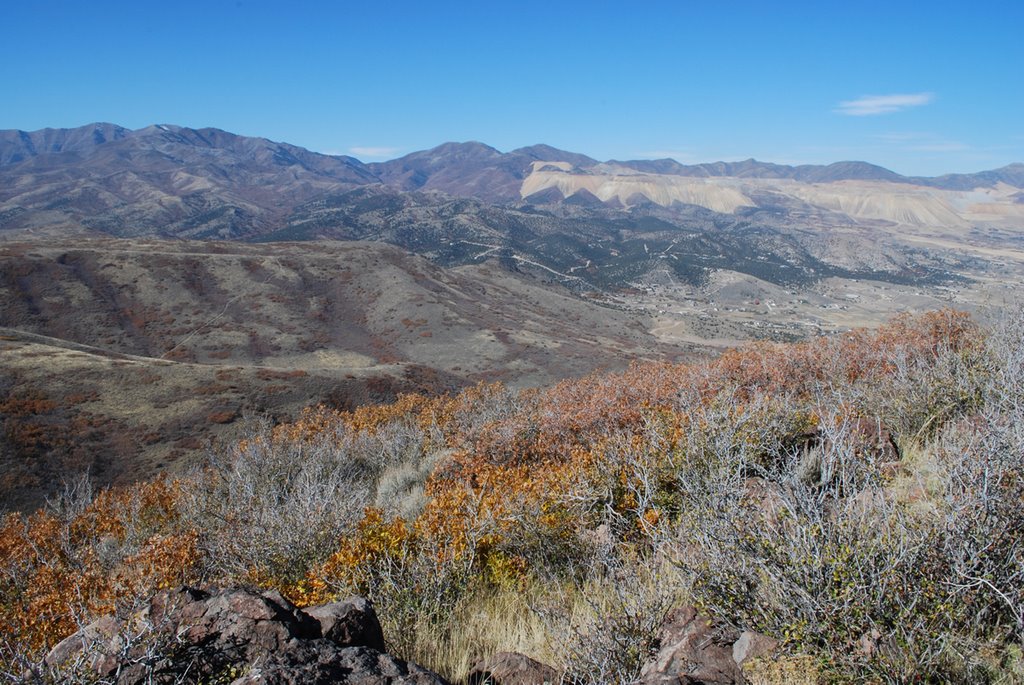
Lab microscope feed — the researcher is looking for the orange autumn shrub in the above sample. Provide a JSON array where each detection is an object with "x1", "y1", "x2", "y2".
[
  {"x1": 345, "y1": 393, "x2": 448, "y2": 435},
  {"x1": 265, "y1": 404, "x2": 348, "y2": 445},
  {"x1": 0, "y1": 477, "x2": 199, "y2": 653},
  {"x1": 301, "y1": 507, "x2": 415, "y2": 604},
  {"x1": 420, "y1": 447, "x2": 597, "y2": 561}
]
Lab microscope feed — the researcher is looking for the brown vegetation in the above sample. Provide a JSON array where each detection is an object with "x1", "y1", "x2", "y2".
[{"x1": 2, "y1": 309, "x2": 1023, "y2": 683}]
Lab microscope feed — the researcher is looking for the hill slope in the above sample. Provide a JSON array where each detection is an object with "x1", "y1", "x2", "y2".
[
  {"x1": 0, "y1": 123, "x2": 375, "y2": 239},
  {"x1": 0, "y1": 236, "x2": 693, "y2": 510}
]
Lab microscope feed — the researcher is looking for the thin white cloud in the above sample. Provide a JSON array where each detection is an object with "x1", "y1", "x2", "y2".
[
  {"x1": 835, "y1": 92, "x2": 934, "y2": 116},
  {"x1": 348, "y1": 146, "x2": 402, "y2": 159}
]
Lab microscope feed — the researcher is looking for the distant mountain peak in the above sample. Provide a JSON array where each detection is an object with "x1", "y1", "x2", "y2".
[
  {"x1": 511, "y1": 144, "x2": 598, "y2": 168},
  {"x1": 421, "y1": 141, "x2": 503, "y2": 157},
  {"x1": 0, "y1": 122, "x2": 132, "y2": 164}
]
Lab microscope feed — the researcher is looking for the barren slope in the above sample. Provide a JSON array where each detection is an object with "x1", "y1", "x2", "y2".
[
  {"x1": 520, "y1": 165, "x2": 1024, "y2": 229},
  {"x1": 521, "y1": 164, "x2": 755, "y2": 213}
]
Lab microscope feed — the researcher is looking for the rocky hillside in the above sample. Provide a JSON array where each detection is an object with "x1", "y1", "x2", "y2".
[{"x1": 42, "y1": 587, "x2": 447, "y2": 684}]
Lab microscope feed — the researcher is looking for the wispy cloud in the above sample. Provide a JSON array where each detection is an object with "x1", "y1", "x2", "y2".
[
  {"x1": 348, "y1": 146, "x2": 402, "y2": 159},
  {"x1": 835, "y1": 92, "x2": 934, "y2": 116}
]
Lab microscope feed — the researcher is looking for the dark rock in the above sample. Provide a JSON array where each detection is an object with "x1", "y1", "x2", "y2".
[
  {"x1": 879, "y1": 461, "x2": 907, "y2": 479},
  {"x1": 848, "y1": 417, "x2": 900, "y2": 462},
  {"x1": 740, "y1": 477, "x2": 788, "y2": 528},
  {"x1": 798, "y1": 417, "x2": 901, "y2": 488},
  {"x1": 855, "y1": 627, "x2": 883, "y2": 660},
  {"x1": 466, "y1": 651, "x2": 559, "y2": 684},
  {"x1": 147, "y1": 586, "x2": 320, "y2": 658},
  {"x1": 305, "y1": 596, "x2": 386, "y2": 651},
  {"x1": 231, "y1": 645, "x2": 446, "y2": 685},
  {"x1": 44, "y1": 586, "x2": 449, "y2": 685}
]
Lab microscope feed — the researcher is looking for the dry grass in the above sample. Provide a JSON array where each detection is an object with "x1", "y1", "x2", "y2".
[
  {"x1": 392, "y1": 565, "x2": 678, "y2": 684},
  {"x1": 744, "y1": 655, "x2": 822, "y2": 685},
  {"x1": 404, "y1": 585, "x2": 558, "y2": 682}
]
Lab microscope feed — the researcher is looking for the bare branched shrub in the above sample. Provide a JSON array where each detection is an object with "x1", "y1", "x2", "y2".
[
  {"x1": 369, "y1": 419, "x2": 449, "y2": 519},
  {"x1": 840, "y1": 310, "x2": 987, "y2": 444},
  {"x1": 366, "y1": 549, "x2": 471, "y2": 664},
  {"x1": 183, "y1": 416, "x2": 372, "y2": 586},
  {"x1": 445, "y1": 382, "x2": 539, "y2": 453},
  {"x1": 980, "y1": 303, "x2": 1024, "y2": 453},
  {"x1": 671, "y1": 309, "x2": 1024, "y2": 682},
  {"x1": 533, "y1": 539, "x2": 678, "y2": 685},
  {"x1": 935, "y1": 305, "x2": 1024, "y2": 645},
  {"x1": 44, "y1": 473, "x2": 94, "y2": 523},
  {"x1": 677, "y1": 433, "x2": 979, "y2": 679}
]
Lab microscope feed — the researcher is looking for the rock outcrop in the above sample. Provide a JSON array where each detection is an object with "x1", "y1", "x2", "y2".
[
  {"x1": 45, "y1": 586, "x2": 448, "y2": 685},
  {"x1": 305, "y1": 597, "x2": 388, "y2": 653}
]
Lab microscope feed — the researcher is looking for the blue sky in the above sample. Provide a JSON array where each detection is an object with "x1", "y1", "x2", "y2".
[{"x1": 2, "y1": 1, "x2": 1021, "y2": 175}]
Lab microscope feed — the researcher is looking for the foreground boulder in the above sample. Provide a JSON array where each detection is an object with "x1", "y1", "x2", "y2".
[
  {"x1": 305, "y1": 597, "x2": 388, "y2": 653},
  {"x1": 639, "y1": 606, "x2": 778, "y2": 685},
  {"x1": 45, "y1": 586, "x2": 448, "y2": 685}
]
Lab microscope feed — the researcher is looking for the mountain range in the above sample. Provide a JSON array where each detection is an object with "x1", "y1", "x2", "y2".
[
  {"x1": 3, "y1": 122, "x2": 1022, "y2": 239},
  {"x1": 2, "y1": 122, "x2": 1023, "y2": 510},
  {"x1": 3, "y1": 122, "x2": 1023, "y2": 294}
]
